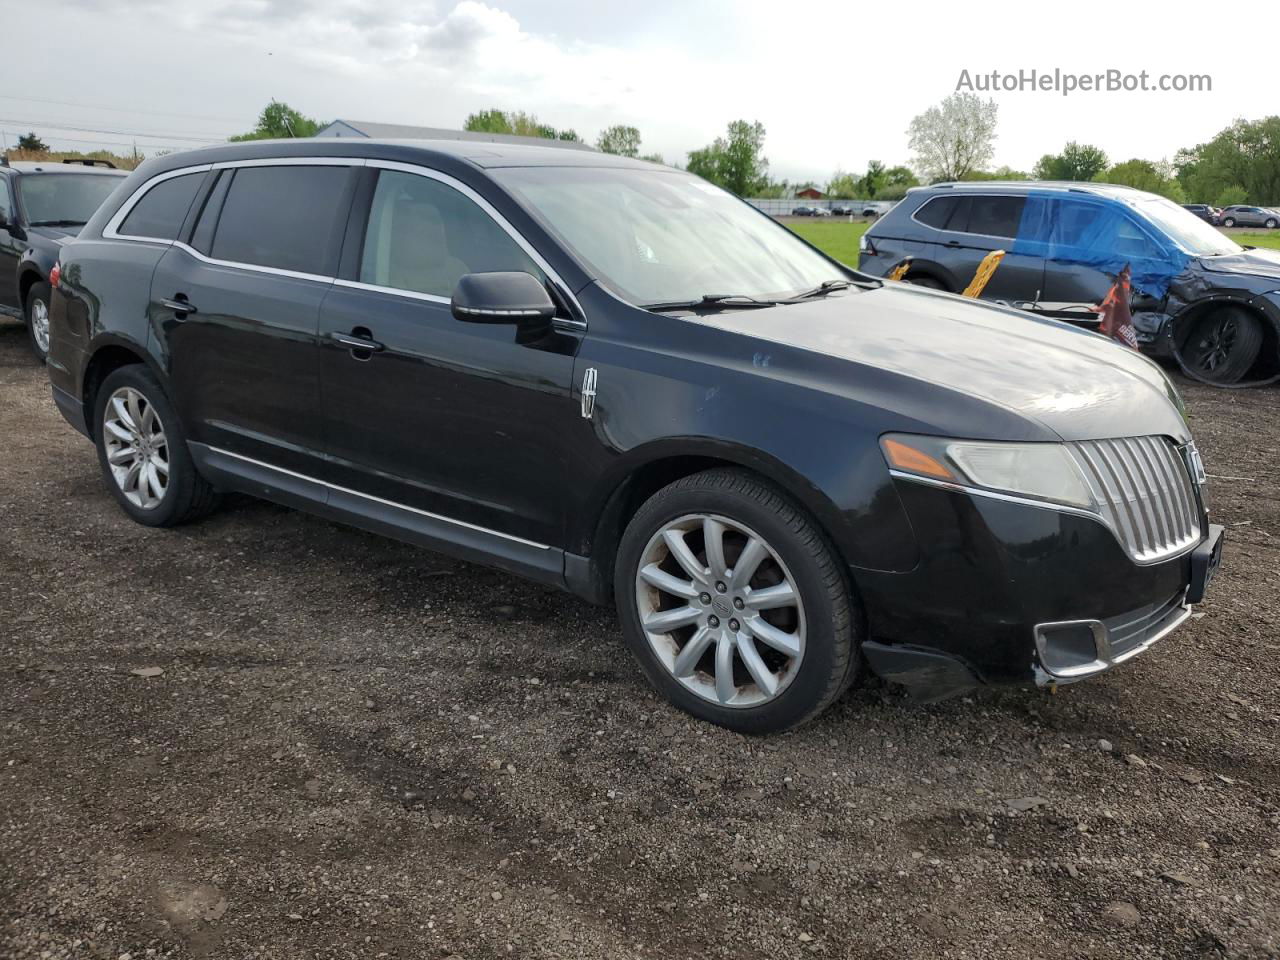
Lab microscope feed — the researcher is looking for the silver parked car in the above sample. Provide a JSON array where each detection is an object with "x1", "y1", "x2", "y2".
[{"x1": 1218, "y1": 205, "x2": 1280, "y2": 228}]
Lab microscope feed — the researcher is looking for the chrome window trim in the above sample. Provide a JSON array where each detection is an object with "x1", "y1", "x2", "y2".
[
  {"x1": 888, "y1": 468, "x2": 1199, "y2": 566},
  {"x1": 171, "y1": 240, "x2": 336, "y2": 286},
  {"x1": 209, "y1": 446, "x2": 552, "y2": 551},
  {"x1": 102, "y1": 163, "x2": 214, "y2": 243},
  {"x1": 101, "y1": 155, "x2": 586, "y2": 326}
]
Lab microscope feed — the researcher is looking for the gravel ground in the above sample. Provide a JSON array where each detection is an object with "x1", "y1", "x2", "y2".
[{"x1": 1, "y1": 317, "x2": 1277, "y2": 960}]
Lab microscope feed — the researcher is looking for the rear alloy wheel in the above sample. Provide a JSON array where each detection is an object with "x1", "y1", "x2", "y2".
[
  {"x1": 93, "y1": 365, "x2": 220, "y2": 526},
  {"x1": 25, "y1": 281, "x2": 52, "y2": 364},
  {"x1": 616, "y1": 469, "x2": 859, "y2": 733},
  {"x1": 1181, "y1": 306, "x2": 1264, "y2": 384}
]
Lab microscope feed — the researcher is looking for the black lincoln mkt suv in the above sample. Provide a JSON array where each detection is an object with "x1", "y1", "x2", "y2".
[{"x1": 46, "y1": 138, "x2": 1224, "y2": 733}]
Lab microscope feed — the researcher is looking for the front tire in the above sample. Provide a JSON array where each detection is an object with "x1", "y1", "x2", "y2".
[
  {"x1": 93, "y1": 365, "x2": 220, "y2": 527},
  {"x1": 24, "y1": 281, "x2": 51, "y2": 364},
  {"x1": 1223, "y1": 217, "x2": 1236, "y2": 227},
  {"x1": 615, "y1": 469, "x2": 860, "y2": 734},
  {"x1": 1267, "y1": 219, "x2": 1278, "y2": 229},
  {"x1": 1180, "y1": 307, "x2": 1264, "y2": 384}
]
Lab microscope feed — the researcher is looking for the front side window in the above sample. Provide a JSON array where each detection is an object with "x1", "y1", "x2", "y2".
[
  {"x1": 17, "y1": 174, "x2": 121, "y2": 227},
  {"x1": 1126, "y1": 195, "x2": 1240, "y2": 257},
  {"x1": 118, "y1": 172, "x2": 204, "y2": 240},
  {"x1": 359, "y1": 170, "x2": 541, "y2": 298},
  {"x1": 208, "y1": 165, "x2": 350, "y2": 275},
  {"x1": 492, "y1": 166, "x2": 846, "y2": 305}
]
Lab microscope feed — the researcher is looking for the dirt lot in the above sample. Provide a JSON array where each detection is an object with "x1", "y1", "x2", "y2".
[{"x1": 1, "y1": 317, "x2": 1277, "y2": 960}]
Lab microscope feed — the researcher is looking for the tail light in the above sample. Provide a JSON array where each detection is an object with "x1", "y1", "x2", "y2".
[
  {"x1": 859, "y1": 233, "x2": 877, "y2": 256},
  {"x1": 49, "y1": 263, "x2": 60, "y2": 289}
]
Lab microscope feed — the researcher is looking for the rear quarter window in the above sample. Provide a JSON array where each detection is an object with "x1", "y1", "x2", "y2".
[
  {"x1": 118, "y1": 172, "x2": 205, "y2": 241},
  {"x1": 913, "y1": 196, "x2": 958, "y2": 229}
]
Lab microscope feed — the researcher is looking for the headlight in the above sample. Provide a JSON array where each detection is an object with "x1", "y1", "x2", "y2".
[{"x1": 880, "y1": 434, "x2": 1096, "y2": 510}]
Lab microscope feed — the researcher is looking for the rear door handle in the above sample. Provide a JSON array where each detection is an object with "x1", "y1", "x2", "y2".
[
  {"x1": 161, "y1": 297, "x2": 197, "y2": 315},
  {"x1": 329, "y1": 330, "x2": 384, "y2": 354}
]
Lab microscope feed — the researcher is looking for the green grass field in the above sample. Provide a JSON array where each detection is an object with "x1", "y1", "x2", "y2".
[
  {"x1": 785, "y1": 219, "x2": 1280, "y2": 262},
  {"x1": 784, "y1": 220, "x2": 870, "y2": 264}
]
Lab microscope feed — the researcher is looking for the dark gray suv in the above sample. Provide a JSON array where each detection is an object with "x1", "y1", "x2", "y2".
[{"x1": 858, "y1": 181, "x2": 1280, "y2": 385}]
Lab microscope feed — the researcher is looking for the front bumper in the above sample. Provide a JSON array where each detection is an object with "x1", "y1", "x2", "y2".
[{"x1": 854, "y1": 479, "x2": 1221, "y2": 699}]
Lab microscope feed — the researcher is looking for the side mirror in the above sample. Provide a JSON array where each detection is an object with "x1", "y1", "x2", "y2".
[{"x1": 451, "y1": 271, "x2": 556, "y2": 325}]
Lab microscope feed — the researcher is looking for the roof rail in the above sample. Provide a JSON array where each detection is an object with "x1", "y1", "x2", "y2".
[{"x1": 61, "y1": 157, "x2": 117, "y2": 169}]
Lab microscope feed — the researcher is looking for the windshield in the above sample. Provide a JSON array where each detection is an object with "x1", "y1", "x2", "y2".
[
  {"x1": 1127, "y1": 195, "x2": 1241, "y2": 257},
  {"x1": 18, "y1": 174, "x2": 121, "y2": 226},
  {"x1": 492, "y1": 166, "x2": 847, "y2": 304}
]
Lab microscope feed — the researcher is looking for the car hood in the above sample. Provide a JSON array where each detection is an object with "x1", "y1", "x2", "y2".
[
  {"x1": 697, "y1": 283, "x2": 1190, "y2": 443},
  {"x1": 1197, "y1": 247, "x2": 1280, "y2": 283}
]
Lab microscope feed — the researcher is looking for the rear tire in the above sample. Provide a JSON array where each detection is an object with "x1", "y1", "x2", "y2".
[
  {"x1": 1180, "y1": 307, "x2": 1264, "y2": 384},
  {"x1": 24, "y1": 281, "x2": 51, "y2": 364},
  {"x1": 93, "y1": 365, "x2": 220, "y2": 527},
  {"x1": 615, "y1": 468, "x2": 860, "y2": 734}
]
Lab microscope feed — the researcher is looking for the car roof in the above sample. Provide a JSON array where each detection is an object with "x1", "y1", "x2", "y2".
[
  {"x1": 134, "y1": 137, "x2": 666, "y2": 175},
  {"x1": 3, "y1": 161, "x2": 126, "y2": 176},
  {"x1": 913, "y1": 180, "x2": 1147, "y2": 200}
]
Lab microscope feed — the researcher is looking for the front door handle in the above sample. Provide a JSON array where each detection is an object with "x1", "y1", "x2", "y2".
[
  {"x1": 329, "y1": 329, "x2": 384, "y2": 356},
  {"x1": 161, "y1": 296, "x2": 197, "y2": 315}
]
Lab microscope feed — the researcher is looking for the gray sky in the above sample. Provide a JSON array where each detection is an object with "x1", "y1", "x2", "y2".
[{"x1": 5, "y1": 0, "x2": 1276, "y2": 183}]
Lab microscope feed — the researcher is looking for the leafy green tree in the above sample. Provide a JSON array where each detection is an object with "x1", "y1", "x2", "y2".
[
  {"x1": 826, "y1": 170, "x2": 859, "y2": 198},
  {"x1": 685, "y1": 120, "x2": 770, "y2": 196},
  {"x1": 1096, "y1": 159, "x2": 1185, "y2": 201},
  {"x1": 597, "y1": 125, "x2": 642, "y2": 157},
  {"x1": 856, "y1": 160, "x2": 887, "y2": 198},
  {"x1": 884, "y1": 166, "x2": 919, "y2": 189},
  {"x1": 639, "y1": 152, "x2": 665, "y2": 164},
  {"x1": 1215, "y1": 185, "x2": 1249, "y2": 207},
  {"x1": 962, "y1": 166, "x2": 1030, "y2": 181},
  {"x1": 16, "y1": 132, "x2": 49, "y2": 151},
  {"x1": 907, "y1": 93, "x2": 998, "y2": 182},
  {"x1": 463, "y1": 109, "x2": 579, "y2": 141},
  {"x1": 1033, "y1": 142, "x2": 1109, "y2": 181},
  {"x1": 1176, "y1": 117, "x2": 1280, "y2": 205},
  {"x1": 230, "y1": 101, "x2": 324, "y2": 141}
]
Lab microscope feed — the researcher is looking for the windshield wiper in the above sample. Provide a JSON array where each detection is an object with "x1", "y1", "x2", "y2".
[
  {"x1": 30, "y1": 219, "x2": 86, "y2": 227},
  {"x1": 641, "y1": 293, "x2": 780, "y2": 313}
]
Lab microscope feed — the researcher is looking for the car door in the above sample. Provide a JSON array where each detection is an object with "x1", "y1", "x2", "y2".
[
  {"x1": 149, "y1": 160, "x2": 358, "y2": 477},
  {"x1": 1038, "y1": 196, "x2": 1169, "y2": 311},
  {"x1": 928, "y1": 194, "x2": 1045, "y2": 302},
  {"x1": 0, "y1": 175, "x2": 20, "y2": 311},
  {"x1": 316, "y1": 163, "x2": 581, "y2": 552}
]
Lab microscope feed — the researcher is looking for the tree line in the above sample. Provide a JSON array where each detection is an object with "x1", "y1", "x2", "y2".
[{"x1": 17, "y1": 98, "x2": 1274, "y2": 209}]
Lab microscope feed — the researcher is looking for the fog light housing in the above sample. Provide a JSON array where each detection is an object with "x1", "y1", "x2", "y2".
[{"x1": 1034, "y1": 620, "x2": 1107, "y2": 678}]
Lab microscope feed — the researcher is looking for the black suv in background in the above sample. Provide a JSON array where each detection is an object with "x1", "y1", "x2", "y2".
[
  {"x1": 0, "y1": 158, "x2": 125, "y2": 361},
  {"x1": 1181, "y1": 204, "x2": 1220, "y2": 225},
  {"x1": 48, "y1": 140, "x2": 1222, "y2": 732},
  {"x1": 859, "y1": 181, "x2": 1280, "y2": 384}
]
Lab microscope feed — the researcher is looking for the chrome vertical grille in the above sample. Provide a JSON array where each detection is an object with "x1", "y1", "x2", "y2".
[{"x1": 1068, "y1": 436, "x2": 1202, "y2": 564}]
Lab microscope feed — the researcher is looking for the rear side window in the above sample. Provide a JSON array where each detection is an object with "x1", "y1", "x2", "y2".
[
  {"x1": 0, "y1": 178, "x2": 12, "y2": 223},
  {"x1": 208, "y1": 165, "x2": 350, "y2": 275},
  {"x1": 914, "y1": 196, "x2": 957, "y2": 229},
  {"x1": 359, "y1": 170, "x2": 542, "y2": 298},
  {"x1": 118, "y1": 173, "x2": 204, "y2": 240},
  {"x1": 963, "y1": 195, "x2": 1025, "y2": 238}
]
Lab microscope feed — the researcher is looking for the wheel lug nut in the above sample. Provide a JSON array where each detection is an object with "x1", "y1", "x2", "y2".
[
  {"x1": 728, "y1": 619, "x2": 740, "y2": 632},
  {"x1": 733, "y1": 597, "x2": 744, "y2": 610},
  {"x1": 715, "y1": 581, "x2": 727, "y2": 593},
  {"x1": 708, "y1": 615, "x2": 720, "y2": 628},
  {"x1": 699, "y1": 592, "x2": 711, "y2": 605}
]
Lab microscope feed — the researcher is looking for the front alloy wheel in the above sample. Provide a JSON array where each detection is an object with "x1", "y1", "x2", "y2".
[
  {"x1": 103, "y1": 386, "x2": 170, "y2": 509},
  {"x1": 616, "y1": 468, "x2": 860, "y2": 733},
  {"x1": 636, "y1": 513, "x2": 805, "y2": 708}
]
